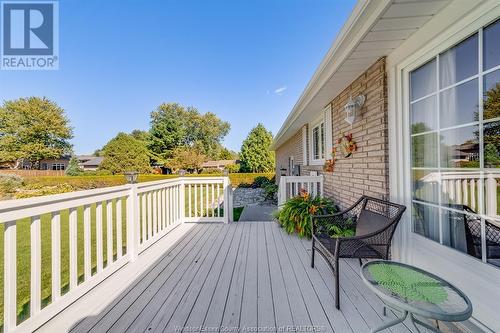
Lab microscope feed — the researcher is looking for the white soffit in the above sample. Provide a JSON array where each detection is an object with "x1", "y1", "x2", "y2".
[{"x1": 272, "y1": 0, "x2": 452, "y2": 149}]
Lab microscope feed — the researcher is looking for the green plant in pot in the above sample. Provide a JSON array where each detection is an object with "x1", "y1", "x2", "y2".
[{"x1": 274, "y1": 188, "x2": 337, "y2": 238}]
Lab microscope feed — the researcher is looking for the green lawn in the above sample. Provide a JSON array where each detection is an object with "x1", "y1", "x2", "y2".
[
  {"x1": 233, "y1": 207, "x2": 244, "y2": 221},
  {"x1": 0, "y1": 199, "x2": 128, "y2": 327}
]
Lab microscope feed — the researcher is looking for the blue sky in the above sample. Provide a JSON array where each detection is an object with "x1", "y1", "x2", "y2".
[{"x1": 0, "y1": 0, "x2": 356, "y2": 154}]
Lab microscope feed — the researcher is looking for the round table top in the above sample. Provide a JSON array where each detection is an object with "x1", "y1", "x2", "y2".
[{"x1": 361, "y1": 260, "x2": 472, "y2": 321}]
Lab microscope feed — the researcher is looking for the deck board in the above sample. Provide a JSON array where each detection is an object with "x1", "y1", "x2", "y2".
[{"x1": 63, "y1": 222, "x2": 423, "y2": 333}]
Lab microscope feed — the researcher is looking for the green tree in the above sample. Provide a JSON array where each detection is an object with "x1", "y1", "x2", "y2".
[
  {"x1": 65, "y1": 156, "x2": 83, "y2": 176},
  {"x1": 217, "y1": 146, "x2": 238, "y2": 160},
  {"x1": 148, "y1": 103, "x2": 230, "y2": 162},
  {"x1": 0, "y1": 97, "x2": 73, "y2": 168},
  {"x1": 485, "y1": 143, "x2": 500, "y2": 167},
  {"x1": 100, "y1": 133, "x2": 151, "y2": 174},
  {"x1": 240, "y1": 123, "x2": 275, "y2": 172},
  {"x1": 166, "y1": 145, "x2": 206, "y2": 172},
  {"x1": 130, "y1": 129, "x2": 150, "y2": 142}
]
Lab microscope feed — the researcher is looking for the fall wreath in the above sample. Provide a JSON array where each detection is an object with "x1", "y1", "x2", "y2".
[
  {"x1": 337, "y1": 133, "x2": 357, "y2": 158},
  {"x1": 323, "y1": 133, "x2": 357, "y2": 172}
]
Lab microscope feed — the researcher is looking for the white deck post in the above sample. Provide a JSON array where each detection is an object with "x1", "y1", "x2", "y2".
[
  {"x1": 223, "y1": 177, "x2": 231, "y2": 223},
  {"x1": 127, "y1": 184, "x2": 140, "y2": 262},
  {"x1": 278, "y1": 176, "x2": 286, "y2": 206},
  {"x1": 486, "y1": 174, "x2": 497, "y2": 216},
  {"x1": 179, "y1": 179, "x2": 186, "y2": 222}
]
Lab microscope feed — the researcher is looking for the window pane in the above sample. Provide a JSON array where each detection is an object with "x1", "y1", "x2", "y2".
[
  {"x1": 440, "y1": 33, "x2": 478, "y2": 88},
  {"x1": 411, "y1": 95, "x2": 437, "y2": 134},
  {"x1": 313, "y1": 127, "x2": 319, "y2": 159},
  {"x1": 412, "y1": 202, "x2": 440, "y2": 242},
  {"x1": 441, "y1": 209, "x2": 482, "y2": 259},
  {"x1": 440, "y1": 126, "x2": 479, "y2": 168},
  {"x1": 410, "y1": 59, "x2": 437, "y2": 101},
  {"x1": 412, "y1": 169, "x2": 439, "y2": 204},
  {"x1": 484, "y1": 121, "x2": 500, "y2": 168},
  {"x1": 440, "y1": 79, "x2": 478, "y2": 128},
  {"x1": 484, "y1": 69, "x2": 500, "y2": 120},
  {"x1": 411, "y1": 133, "x2": 438, "y2": 167},
  {"x1": 484, "y1": 19, "x2": 500, "y2": 71},
  {"x1": 441, "y1": 171, "x2": 480, "y2": 209}
]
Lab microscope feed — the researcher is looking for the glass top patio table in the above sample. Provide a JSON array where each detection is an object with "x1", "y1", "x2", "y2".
[{"x1": 361, "y1": 260, "x2": 473, "y2": 322}]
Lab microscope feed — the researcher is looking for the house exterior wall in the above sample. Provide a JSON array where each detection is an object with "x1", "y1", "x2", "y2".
[
  {"x1": 38, "y1": 158, "x2": 70, "y2": 170},
  {"x1": 275, "y1": 129, "x2": 304, "y2": 177},
  {"x1": 275, "y1": 58, "x2": 389, "y2": 209}
]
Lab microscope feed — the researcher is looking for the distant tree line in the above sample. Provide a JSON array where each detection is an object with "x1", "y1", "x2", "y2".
[{"x1": 0, "y1": 98, "x2": 276, "y2": 174}]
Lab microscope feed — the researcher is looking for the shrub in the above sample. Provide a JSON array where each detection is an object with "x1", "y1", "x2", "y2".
[
  {"x1": 0, "y1": 173, "x2": 24, "y2": 197},
  {"x1": 200, "y1": 168, "x2": 223, "y2": 174},
  {"x1": 253, "y1": 176, "x2": 272, "y2": 188},
  {"x1": 263, "y1": 182, "x2": 278, "y2": 202},
  {"x1": 274, "y1": 189, "x2": 337, "y2": 238},
  {"x1": 227, "y1": 173, "x2": 274, "y2": 187},
  {"x1": 65, "y1": 156, "x2": 83, "y2": 176},
  {"x1": 15, "y1": 183, "x2": 76, "y2": 198},
  {"x1": 82, "y1": 169, "x2": 113, "y2": 176},
  {"x1": 100, "y1": 133, "x2": 151, "y2": 174},
  {"x1": 226, "y1": 163, "x2": 240, "y2": 173}
]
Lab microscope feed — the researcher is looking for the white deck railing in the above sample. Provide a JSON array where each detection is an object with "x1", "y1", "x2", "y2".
[
  {"x1": 0, "y1": 176, "x2": 232, "y2": 333},
  {"x1": 421, "y1": 171, "x2": 500, "y2": 217},
  {"x1": 278, "y1": 175, "x2": 324, "y2": 206}
]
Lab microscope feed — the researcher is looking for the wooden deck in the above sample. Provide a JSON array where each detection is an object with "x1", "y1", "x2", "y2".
[{"x1": 41, "y1": 222, "x2": 448, "y2": 333}]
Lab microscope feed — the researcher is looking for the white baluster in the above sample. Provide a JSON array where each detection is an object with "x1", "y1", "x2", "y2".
[
  {"x1": 486, "y1": 174, "x2": 497, "y2": 216},
  {"x1": 83, "y1": 205, "x2": 91, "y2": 280},
  {"x1": 470, "y1": 179, "x2": 476, "y2": 211},
  {"x1": 51, "y1": 212, "x2": 61, "y2": 301},
  {"x1": 96, "y1": 202, "x2": 103, "y2": 272},
  {"x1": 462, "y1": 180, "x2": 469, "y2": 206},
  {"x1": 141, "y1": 194, "x2": 146, "y2": 243},
  {"x1": 116, "y1": 199, "x2": 123, "y2": 258},
  {"x1": 4, "y1": 220, "x2": 17, "y2": 332},
  {"x1": 147, "y1": 192, "x2": 153, "y2": 239},
  {"x1": 152, "y1": 191, "x2": 157, "y2": 236},
  {"x1": 194, "y1": 185, "x2": 198, "y2": 218},
  {"x1": 69, "y1": 208, "x2": 78, "y2": 288},
  {"x1": 31, "y1": 215, "x2": 41, "y2": 315},
  {"x1": 106, "y1": 200, "x2": 113, "y2": 265}
]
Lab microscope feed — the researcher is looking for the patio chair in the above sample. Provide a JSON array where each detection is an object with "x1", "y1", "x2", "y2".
[
  {"x1": 445, "y1": 204, "x2": 500, "y2": 266},
  {"x1": 310, "y1": 196, "x2": 406, "y2": 309}
]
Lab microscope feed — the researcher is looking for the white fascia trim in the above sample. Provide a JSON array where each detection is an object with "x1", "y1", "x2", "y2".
[{"x1": 271, "y1": 0, "x2": 392, "y2": 150}]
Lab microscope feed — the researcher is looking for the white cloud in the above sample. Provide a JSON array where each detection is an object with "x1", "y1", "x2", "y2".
[{"x1": 274, "y1": 86, "x2": 287, "y2": 95}]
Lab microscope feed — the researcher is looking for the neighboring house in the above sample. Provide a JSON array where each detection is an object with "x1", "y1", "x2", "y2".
[
  {"x1": 80, "y1": 156, "x2": 104, "y2": 171},
  {"x1": 39, "y1": 157, "x2": 70, "y2": 171},
  {"x1": 76, "y1": 155, "x2": 95, "y2": 165},
  {"x1": 272, "y1": 1, "x2": 500, "y2": 331},
  {"x1": 202, "y1": 159, "x2": 239, "y2": 170}
]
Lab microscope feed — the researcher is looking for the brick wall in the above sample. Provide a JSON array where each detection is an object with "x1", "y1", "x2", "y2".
[
  {"x1": 275, "y1": 128, "x2": 304, "y2": 176},
  {"x1": 275, "y1": 58, "x2": 389, "y2": 208}
]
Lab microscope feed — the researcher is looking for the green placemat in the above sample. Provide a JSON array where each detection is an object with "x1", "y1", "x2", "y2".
[{"x1": 368, "y1": 264, "x2": 448, "y2": 304}]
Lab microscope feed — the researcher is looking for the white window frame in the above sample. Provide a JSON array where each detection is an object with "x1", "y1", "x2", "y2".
[
  {"x1": 407, "y1": 18, "x2": 500, "y2": 265},
  {"x1": 302, "y1": 126, "x2": 308, "y2": 166},
  {"x1": 309, "y1": 116, "x2": 325, "y2": 165},
  {"x1": 389, "y1": 4, "x2": 500, "y2": 331}
]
